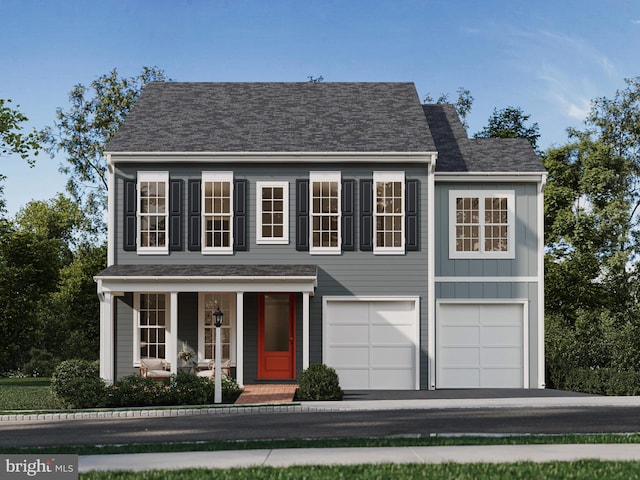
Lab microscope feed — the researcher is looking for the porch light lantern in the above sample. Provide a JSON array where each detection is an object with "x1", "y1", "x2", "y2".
[{"x1": 213, "y1": 303, "x2": 224, "y2": 403}]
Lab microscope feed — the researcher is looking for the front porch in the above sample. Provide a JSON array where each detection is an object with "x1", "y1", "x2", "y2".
[{"x1": 95, "y1": 264, "x2": 317, "y2": 386}]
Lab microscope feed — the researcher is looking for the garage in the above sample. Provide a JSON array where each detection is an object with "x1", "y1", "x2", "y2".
[
  {"x1": 436, "y1": 301, "x2": 527, "y2": 389},
  {"x1": 323, "y1": 297, "x2": 419, "y2": 390}
]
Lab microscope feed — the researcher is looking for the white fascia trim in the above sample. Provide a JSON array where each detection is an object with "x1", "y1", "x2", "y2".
[
  {"x1": 107, "y1": 153, "x2": 115, "y2": 266},
  {"x1": 436, "y1": 172, "x2": 547, "y2": 183},
  {"x1": 106, "y1": 151, "x2": 437, "y2": 165},
  {"x1": 427, "y1": 160, "x2": 436, "y2": 390},
  {"x1": 537, "y1": 174, "x2": 546, "y2": 388},
  {"x1": 95, "y1": 276, "x2": 317, "y2": 294},
  {"x1": 436, "y1": 276, "x2": 538, "y2": 283}
]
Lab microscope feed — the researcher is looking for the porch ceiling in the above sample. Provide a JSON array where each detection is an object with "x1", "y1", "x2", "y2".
[{"x1": 95, "y1": 264, "x2": 318, "y2": 294}]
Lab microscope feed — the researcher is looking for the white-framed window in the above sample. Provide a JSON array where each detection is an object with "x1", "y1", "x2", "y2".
[
  {"x1": 198, "y1": 292, "x2": 236, "y2": 364},
  {"x1": 137, "y1": 171, "x2": 169, "y2": 254},
  {"x1": 449, "y1": 190, "x2": 515, "y2": 259},
  {"x1": 134, "y1": 293, "x2": 168, "y2": 364},
  {"x1": 310, "y1": 172, "x2": 341, "y2": 254},
  {"x1": 202, "y1": 172, "x2": 233, "y2": 254},
  {"x1": 256, "y1": 181, "x2": 289, "y2": 244},
  {"x1": 374, "y1": 171, "x2": 405, "y2": 254}
]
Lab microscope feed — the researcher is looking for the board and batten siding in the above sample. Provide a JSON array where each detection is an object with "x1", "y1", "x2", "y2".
[
  {"x1": 434, "y1": 182, "x2": 539, "y2": 278},
  {"x1": 111, "y1": 162, "x2": 430, "y2": 386},
  {"x1": 434, "y1": 181, "x2": 543, "y2": 389}
]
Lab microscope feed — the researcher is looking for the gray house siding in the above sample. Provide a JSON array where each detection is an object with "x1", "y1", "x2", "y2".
[
  {"x1": 111, "y1": 161, "x2": 430, "y2": 386},
  {"x1": 114, "y1": 294, "x2": 135, "y2": 379},
  {"x1": 434, "y1": 182, "x2": 539, "y2": 278}
]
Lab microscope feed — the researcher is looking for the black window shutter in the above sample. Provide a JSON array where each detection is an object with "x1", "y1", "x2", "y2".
[
  {"x1": 405, "y1": 179, "x2": 419, "y2": 251},
  {"x1": 233, "y1": 179, "x2": 247, "y2": 251},
  {"x1": 296, "y1": 179, "x2": 309, "y2": 251},
  {"x1": 169, "y1": 179, "x2": 183, "y2": 251},
  {"x1": 360, "y1": 179, "x2": 373, "y2": 251},
  {"x1": 342, "y1": 179, "x2": 355, "y2": 251},
  {"x1": 188, "y1": 179, "x2": 201, "y2": 251},
  {"x1": 123, "y1": 179, "x2": 137, "y2": 251}
]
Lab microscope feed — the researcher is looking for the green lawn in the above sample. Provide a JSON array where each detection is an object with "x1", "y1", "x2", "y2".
[
  {"x1": 0, "y1": 377, "x2": 63, "y2": 410},
  {"x1": 78, "y1": 461, "x2": 640, "y2": 480}
]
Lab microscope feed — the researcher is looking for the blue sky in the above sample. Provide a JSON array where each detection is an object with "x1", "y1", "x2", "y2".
[{"x1": 1, "y1": 0, "x2": 639, "y2": 216}]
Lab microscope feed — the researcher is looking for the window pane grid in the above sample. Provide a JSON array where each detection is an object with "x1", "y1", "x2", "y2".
[
  {"x1": 375, "y1": 181, "x2": 403, "y2": 248},
  {"x1": 454, "y1": 195, "x2": 509, "y2": 254},
  {"x1": 139, "y1": 180, "x2": 167, "y2": 248},
  {"x1": 139, "y1": 293, "x2": 166, "y2": 360},
  {"x1": 484, "y1": 196, "x2": 509, "y2": 252},
  {"x1": 204, "y1": 180, "x2": 231, "y2": 248},
  {"x1": 203, "y1": 294, "x2": 232, "y2": 361},
  {"x1": 311, "y1": 180, "x2": 339, "y2": 248},
  {"x1": 261, "y1": 186, "x2": 284, "y2": 239}
]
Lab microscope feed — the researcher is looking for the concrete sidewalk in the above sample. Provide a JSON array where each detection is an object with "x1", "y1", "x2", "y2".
[{"x1": 79, "y1": 444, "x2": 640, "y2": 472}]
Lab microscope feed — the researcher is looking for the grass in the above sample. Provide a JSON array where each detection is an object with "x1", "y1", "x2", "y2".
[
  {"x1": 0, "y1": 377, "x2": 63, "y2": 410},
  {"x1": 78, "y1": 461, "x2": 640, "y2": 479}
]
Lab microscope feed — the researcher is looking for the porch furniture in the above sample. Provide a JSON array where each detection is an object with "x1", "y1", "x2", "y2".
[
  {"x1": 196, "y1": 359, "x2": 232, "y2": 379},
  {"x1": 139, "y1": 358, "x2": 171, "y2": 379}
]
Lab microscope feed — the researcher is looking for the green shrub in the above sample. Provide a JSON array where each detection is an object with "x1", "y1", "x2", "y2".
[
  {"x1": 105, "y1": 374, "x2": 165, "y2": 407},
  {"x1": 22, "y1": 348, "x2": 60, "y2": 377},
  {"x1": 51, "y1": 359, "x2": 105, "y2": 408},
  {"x1": 296, "y1": 363, "x2": 343, "y2": 401},
  {"x1": 556, "y1": 368, "x2": 640, "y2": 396}
]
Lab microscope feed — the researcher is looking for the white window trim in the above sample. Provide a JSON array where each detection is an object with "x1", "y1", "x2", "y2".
[
  {"x1": 309, "y1": 171, "x2": 342, "y2": 255},
  {"x1": 133, "y1": 292, "x2": 169, "y2": 366},
  {"x1": 448, "y1": 190, "x2": 515, "y2": 259},
  {"x1": 137, "y1": 171, "x2": 169, "y2": 255},
  {"x1": 256, "y1": 181, "x2": 289, "y2": 245},
  {"x1": 373, "y1": 171, "x2": 405, "y2": 255},
  {"x1": 202, "y1": 171, "x2": 234, "y2": 255},
  {"x1": 197, "y1": 292, "x2": 237, "y2": 366}
]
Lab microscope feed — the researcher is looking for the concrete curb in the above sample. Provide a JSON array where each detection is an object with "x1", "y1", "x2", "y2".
[
  {"x1": 5, "y1": 395, "x2": 640, "y2": 422},
  {"x1": 78, "y1": 444, "x2": 640, "y2": 471}
]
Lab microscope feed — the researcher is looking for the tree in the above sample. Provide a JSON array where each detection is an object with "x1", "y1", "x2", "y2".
[
  {"x1": 423, "y1": 87, "x2": 474, "y2": 130},
  {"x1": 0, "y1": 99, "x2": 40, "y2": 213},
  {"x1": 43, "y1": 67, "x2": 170, "y2": 232},
  {"x1": 474, "y1": 106, "x2": 541, "y2": 153},
  {"x1": 0, "y1": 196, "x2": 88, "y2": 373}
]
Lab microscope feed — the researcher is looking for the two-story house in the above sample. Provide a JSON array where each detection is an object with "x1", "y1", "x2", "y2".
[{"x1": 95, "y1": 82, "x2": 546, "y2": 390}]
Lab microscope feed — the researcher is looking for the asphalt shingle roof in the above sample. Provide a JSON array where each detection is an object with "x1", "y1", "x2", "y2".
[
  {"x1": 422, "y1": 104, "x2": 545, "y2": 173},
  {"x1": 95, "y1": 264, "x2": 318, "y2": 278},
  {"x1": 106, "y1": 82, "x2": 436, "y2": 153}
]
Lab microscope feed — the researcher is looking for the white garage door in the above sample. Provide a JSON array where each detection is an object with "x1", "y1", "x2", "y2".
[
  {"x1": 323, "y1": 298, "x2": 419, "y2": 390},
  {"x1": 437, "y1": 302, "x2": 526, "y2": 388}
]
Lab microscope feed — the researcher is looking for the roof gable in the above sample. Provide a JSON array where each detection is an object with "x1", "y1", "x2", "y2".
[{"x1": 106, "y1": 82, "x2": 436, "y2": 153}]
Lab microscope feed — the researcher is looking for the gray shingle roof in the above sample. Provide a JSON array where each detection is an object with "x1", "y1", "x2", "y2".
[
  {"x1": 106, "y1": 82, "x2": 436, "y2": 153},
  {"x1": 95, "y1": 264, "x2": 318, "y2": 278},
  {"x1": 422, "y1": 104, "x2": 545, "y2": 173}
]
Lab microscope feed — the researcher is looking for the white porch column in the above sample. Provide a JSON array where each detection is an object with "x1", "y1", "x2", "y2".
[
  {"x1": 303, "y1": 292, "x2": 310, "y2": 369},
  {"x1": 169, "y1": 292, "x2": 178, "y2": 374},
  {"x1": 99, "y1": 292, "x2": 114, "y2": 383},
  {"x1": 236, "y1": 292, "x2": 244, "y2": 387}
]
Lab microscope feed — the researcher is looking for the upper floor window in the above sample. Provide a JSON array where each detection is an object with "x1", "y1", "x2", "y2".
[
  {"x1": 310, "y1": 172, "x2": 341, "y2": 254},
  {"x1": 257, "y1": 181, "x2": 289, "y2": 245},
  {"x1": 202, "y1": 172, "x2": 233, "y2": 254},
  {"x1": 374, "y1": 171, "x2": 405, "y2": 254},
  {"x1": 449, "y1": 190, "x2": 515, "y2": 259},
  {"x1": 138, "y1": 172, "x2": 169, "y2": 254}
]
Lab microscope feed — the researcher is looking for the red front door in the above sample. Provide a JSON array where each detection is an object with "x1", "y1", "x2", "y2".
[{"x1": 258, "y1": 293, "x2": 296, "y2": 379}]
